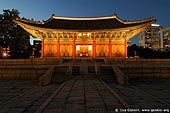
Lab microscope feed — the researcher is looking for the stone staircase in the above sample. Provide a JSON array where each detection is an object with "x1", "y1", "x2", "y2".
[
  {"x1": 99, "y1": 66, "x2": 116, "y2": 82},
  {"x1": 51, "y1": 66, "x2": 69, "y2": 83},
  {"x1": 51, "y1": 63, "x2": 116, "y2": 83},
  {"x1": 72, "y1": 66, "x2": 80, "y2": 75},
  {"x1": 88, "y1": 66, "x2": 96, "y2": 75}
]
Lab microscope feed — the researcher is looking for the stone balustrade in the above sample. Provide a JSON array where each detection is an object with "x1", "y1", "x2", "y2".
[
  {"x1": 39, "y1": 66, "x2": 55, "y2": 86},
  {"x1": 0, "y1": 58, "x2": 59, "y2": 65},
  {"x1": 108, "y1": 58, "x2": 170, "y2": 64},
  {"x1": 112, "y1": 65, "x2": 128, "y2": 85}
]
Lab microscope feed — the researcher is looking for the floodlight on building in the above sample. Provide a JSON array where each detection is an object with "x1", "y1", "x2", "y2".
[
  {"x1": 151, "y1": 24, "x2": 160, "y2": 27},
  {"x1": 3, "y1": 53, "x2": 7, "y2": 57}
]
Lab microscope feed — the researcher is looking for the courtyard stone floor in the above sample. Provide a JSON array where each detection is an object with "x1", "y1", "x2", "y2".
[{"x1": 0, "y1": 78, "x2": 170, "y2": 113}]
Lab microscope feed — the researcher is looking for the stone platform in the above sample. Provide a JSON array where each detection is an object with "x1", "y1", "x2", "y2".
[{"x1": 0, "y1": 78, "x2": 170, "y2": 113}]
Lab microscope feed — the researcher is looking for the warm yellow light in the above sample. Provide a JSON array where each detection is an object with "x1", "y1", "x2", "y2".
[
  {"x1": 76, "y1": 45, "x2": 80, "y2": 50},
  {"x1": 78, "y1": 33, "x2": 82, "y2": 36},
  {"x1": 87, "y1": 32, "x2": 90, "y2": 37},
  {"x1": 3, "y1": 53, "x2": 7, "y2": 57},
  {"x1": 88, "y1": 45, "x2": 92, "y2": 51}
]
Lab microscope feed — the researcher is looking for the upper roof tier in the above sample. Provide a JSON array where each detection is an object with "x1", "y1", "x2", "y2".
[{"x1": 14, "y1": 14, "x2": 156, "y2": 31}]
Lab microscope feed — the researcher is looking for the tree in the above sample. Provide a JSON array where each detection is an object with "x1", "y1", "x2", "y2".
[
  {"x1": 127, "y1": 44, "x2": 140, "y2": 57},
  {"x1": 0, "y1": 9, "x2": 31, "y2": 58},
  {"x1": 128, "y1": 44, "x2": 170, "y2": 59}
]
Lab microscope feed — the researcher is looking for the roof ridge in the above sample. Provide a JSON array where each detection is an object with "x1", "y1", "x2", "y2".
[{"x1": 14, "y1": 14, "x2": 156, "y2": 28}]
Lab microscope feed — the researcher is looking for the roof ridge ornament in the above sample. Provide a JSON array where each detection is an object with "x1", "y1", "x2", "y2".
[{"x1": 114, "y1": 13, "x2": 117, "y2": 16}]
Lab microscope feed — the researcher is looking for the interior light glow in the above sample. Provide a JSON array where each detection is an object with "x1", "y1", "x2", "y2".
[
  {"x1": 83, "y1": 33, "x2": 86, "y2": 36},
  {"x1": 87, "y1": 32, "x2": 90, "y2": 37},
  {"x1": 78, "y1": 33, "x2": 82, "y2": 36},
  {"x1": 76, "y1": 45, "x2": 80, "y2": 50},
  {"x1": 88, "y1": 45, "x2": 92, "y2": 51}
]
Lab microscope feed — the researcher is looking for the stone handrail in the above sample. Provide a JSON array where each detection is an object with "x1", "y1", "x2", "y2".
[
  {"x1": 112, "y1": 65, "x2": 128, "y2": 85},
  {"x1": 68, "y1": 64, "x2": 73, "y2": 75},
  {"x1": 39, "y1": 66, "x2": 55, "y2": 86},
  {"x1": 104, "y1": 58, "x2": 109, "y2": 64},
  {"x1": 95, "y1": 63, "x2": 101, "y2": 75}
]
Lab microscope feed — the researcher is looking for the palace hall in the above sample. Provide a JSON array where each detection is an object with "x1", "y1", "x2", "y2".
[{"x1": 14, "y1": 14, "x2": 156, "y2": 58}]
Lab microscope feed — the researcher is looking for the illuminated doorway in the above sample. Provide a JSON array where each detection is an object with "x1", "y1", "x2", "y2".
[{"x1": 76, "y1": 45, "x2": 92, "y2": 57}]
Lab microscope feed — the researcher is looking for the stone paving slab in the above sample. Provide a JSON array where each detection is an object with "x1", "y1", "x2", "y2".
[
  {"x1": 108, "y1": 78, "x2": 170, "y2": 109},
  {"x1": 0, "y1": 79, "x2": 170, "y2": 113},
  {"x1": 36, "y1": 79, "x2": 125, "y2": 113},
  {"x1": 0, "y1": 80, "x2": 37, "y2": 107},
  {"x1": 0, "y1": 80, "x2": 61, "y2": 113},
  {"x1": 130, "y1": 78, "x2": 170, "y2": 105}
]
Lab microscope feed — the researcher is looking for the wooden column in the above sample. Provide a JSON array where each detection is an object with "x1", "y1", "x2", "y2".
[
  {"x1": 41, "y1": 38, "x2": 44, "y2": 57},
  {"x1": 72, "y1": 39, "x2": 76, "y2": 59},
  {"x1": 109, "y1": 40, "x2": 112, "y2": 58},
  {"x1": 92, "y1": 40, "x2": 96, "y2": 58},
  {"x1": 124, "y1": 39, "x2": 127, "y2": 58},
  {"x1": 57, "y1": 39, "x2": 60, "y2": 58}
]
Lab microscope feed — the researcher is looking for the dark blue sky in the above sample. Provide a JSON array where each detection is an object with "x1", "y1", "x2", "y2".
[{"x1": 1, "y1": 0, "x2": 170, "y2": 45}]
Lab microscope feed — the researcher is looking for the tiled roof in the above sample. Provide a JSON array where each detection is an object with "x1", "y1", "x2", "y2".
[{"x1": 15, "y1": 15, "x2": 156, "y2": 30}]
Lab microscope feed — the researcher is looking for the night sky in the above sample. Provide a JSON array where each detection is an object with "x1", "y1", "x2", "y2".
[{"x1": 0, "y1": 0, "x2": 170, "y2": 45}]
